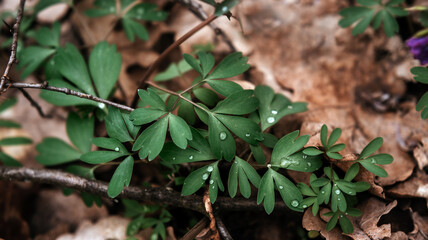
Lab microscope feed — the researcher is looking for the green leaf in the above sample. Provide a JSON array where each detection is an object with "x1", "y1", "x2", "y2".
[
  {"x1": 320, "y1": 124, "x2": 328, "y2": 147},
  {"x1": 66, "y1": 112, "x2": 94, "y2": 154},
  {"x1": 329, "y1": 143, "x2": 346, "y2": 153},
  {"x1": 214, "y1": 0, "x2": 239, "y2": 16},
  {"x1": 133, "y1": 117, "x2": 168, "y2": 161},
  {"x1": 327, "y1": 128, "x2": 342, "y2": 148},
  {"x1": 154, "y1": 59, "x2": 192, "y2": 82},
  {"x1": 127, "y1": 215, "x2": 144, "y2": 236},
  {"x1": 359, "y1": 160, "x2": 388, "y2": 177},
  {"x1": 346, "y1": 208, "x2": 363, "y2": 217},
  {"x1": 182, "y1": 164, "x2": 213, "y2": 196},
  {"x1": 193, "y1": 88, "x2": 219, "y2": 107},
  {"x1": 122, "y1": 18, "x2": 149, "y2": 42},
  {"x1": 160, "y1": 127, "x2": 216, "y2": 163},
  {"x1": 326, "y1": 212, "x2": 338, "y2": 231},
  {"x1": 366, "y1": 153, "x2": 394, "y2": 165},
  {"x1": 228, "y1": 157, "x2": 261, "y2": 198},
  {"x1": 386, "y1": 0, "x2": 405, "y2": 7},
  {"x1": 208, "y1": 114, "x2": 235, "y2": 161},
  {"x1": 206, "y1": 80, "x2": 243, "y2": 97},
  {"x1": 138, "y1": 89, "x2": 166, "y2": 111},
  {"x1": 208, "y1": 162, "x2": 224, "y2": 203},
  {"x1": 0, "y1": 137, "x2": 32, "y2": 146},
  {"x1": 207, "y1": 52, "x2": 250, "y2": 80},
  {"x1": 411, "y1": 67, "x2": 428, "y2": 84},
  {"x1": 261, "y1": 133, "x2": 278, "y2": 148},
  {"x1": 183, "y1": 54, "x2": 202, "y2": 75},
  {"x1": 297, "y1": 183, "x2": 316, "y2": 197},
  {"x1": 317, "y1": 183, "x2": 331, "y2": 205},
  {"x1": 359, "y1": 137, "x2": 383, "y2": 159},
  {"x1": 168, "y1": 113, "x2": 192, "y2": 149},
  {"x1": 0, "y1": 120, "x2": 20, "y2": 128},
  {"x1": 257, "y1": 169, "x2": 275, "y2": 214},
  {"x1": 0, "y1": 152, "x2": 22, "y2": 166},
  {"x1": 198, "y1": 52, "x2": 215, "y2": 78},
  {"x1": 357, "y1": 0, "x2": 378, "y2": 7},
  {"x1": 89, "y1": 41, "x2": 122, "y2": 99},
  {"x1": 339, "y1": 214, "x2": 354, "y2": 234},
  {"x1": 178, "y1": 97, "x2": 196, "y2": 125},
  {"x1": 344, "y1": 163, "x2": 359, "y2": 181},
  {"x1": 0, "y1": 98, "x2": 17, "y2": 113},
  {"x1": 122, "y1": 113, "x2": 141, "y2": 139},
  {"x1": 271, "y1": 131, "x2": 309, "y2": 165},
  {"x1": 17, "y1": 46, "x2": 55, "y2": 78},
  {"x1": 129, "y1": 108, "x2": 166, "y2": 125},
  {"x1": 126, "y1": 3, "x2": 168, "y2": 21},
  {"x1": 40, "y1": 79, "x2": 97, "y2": 107},
  {"x1": 303, "y1": 147, "x2": 323, "y2": 156},
  {"x1": 331, "y1": 185, "x2": 347, "y2": 212},
  {"x1": 271, "y1": 170, "x2": 303, "y2": 212},
  {"x1": 255, "y1": 85, "x2": 307, "y2": 130},
  {"x1": 36, "y1": 138, "x2": 81, "y2": 166},
  {"x1": 54, "y1": 43, "x2": 95, "y2": 95},
  {"x1": 278, "y1": 151, "x2": 322, "y2": 172},
  {"x1": 386, "y1": 6, "x2": 408, "y2": 16},
  {"x1": 326, "y1": 152, "x2": 343, "y2": 160},
  {"x1": 352, "y1": 10, "x2": 375, "y2": 36},
  {"x1": 93, "y1": 137, "x2": 129, "y2": 154},
  {"x1": 213, "y1": 90, "x2": 259, "y2": 115},
  {"x1": 336, "y1": 180, "x2": 357, "y2": 196},
  {"x1": 108, "y1": 156, "x2": 134, "y2": 198},
  {"x1": 249, "y1": 144, "x2": 266, "y2": 164},
  {"x1": 35, "y1": 22, "x2": 60, "y2": 48},
  {"x1": 106, "y1": 106, "x2": 133, "y2": 142},
  {"x1": 354, "y1": 181, "x2": 371, "y2": 192},
  {"x1": 85, "y1": 0, "x2": 116, "y2": 17},
  {"x1": 383, "y1": 11, "x2": 399, "y2": 37},
  {"x1": 81, "y1": 150, "x2": 127, "y2": 164},
  {"x1": 215, "y1": 114, "x2": 263, "y2": 145},
  {"x1": 311, "y1": 178, "x2": 330, "y2": 188},
  {"x1": 34, "y1": 0, "x2": 65, "y2": 13},
  {"x1": 339, "y1": 7, "x2": 373, "y2": 28}
]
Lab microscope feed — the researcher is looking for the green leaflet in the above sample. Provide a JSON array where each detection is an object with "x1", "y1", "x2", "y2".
[
  {"x1": 271, "y1": 130, "x2": 309, "y2": 166},
  {"x1": 168, "y1": 114, "x2": 193, "y2": 149},
  {"x1": 133, "y1": 117, "x2": 168, "y2": 161},
  {"x1": 208, "y1": 114, "x2": 235, "y2": 161},
  {"x1": 36, "y1": 138, "x2": 81, "y2": 166},
  {"x1": 228, "y1": 157, "x2": 261, "y2": 198},
  {"x1": 66, "y1": 112, "x2": 94, "y2": 154},
  {"x1": 106, "y1": 106, "x2": 133, "y2": 142},
  {"x1": 108, "y1": 156, "x2": 134, "y2": 198}
]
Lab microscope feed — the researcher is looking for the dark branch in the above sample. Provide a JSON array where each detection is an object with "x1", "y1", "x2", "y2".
[
  {"x1": 18, "y1": 88, "x2": 52, "y2": 118},
  {"x1": 174, "y1": 0, "x2": 236, "y2": 52},
  {"x1": 0, "y1": 0, "x2": 26, "y2": 92},
  {"x1": 214, "y1": 212, "x2": 234, "y2": 240},
  {"x1": 0, "y1": 166, "x2": 291, "y2": 214},
  {"x1": 6, "y1": 82, "x2": 134, "y2": 112}
]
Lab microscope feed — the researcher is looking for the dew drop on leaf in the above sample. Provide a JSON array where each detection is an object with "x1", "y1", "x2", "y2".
[
  {"x1": 98, "y1": 103, "x2": 105, "y2": 109},
  {"x1": 189, "y1": 155, "x2": 194, "y2": 160},
  {"x1": 271, "y1": 110, "x2": 278, "y2": 115},
  {"x1": 222, "y1": 6, "x2": 228, "y2": 12},
  {"x1": 210, "y1": 180, "x2": 214, "y2": 184},
  {"x1": 202, "y1": 173, "x2": 209, "y2": 180},
  {"x1": 302, "y1": 205, "x2": 307, "y2": 208},
  {"x1": 303, "y1": 155, "x2": 307, "y2": 159},
  {"x1": 335, "y1": 189, "x2": 341, "y2": 195},
  {"x1": 109, "y1": 6, "x2": 115, "y2": 12},
  {"x1": 219, "y1": 132, "x2": 227, "y2": 140},
  {"x1": 279, "y1": 185, "x2": 284, "y2": 189},
  {"x1": 267, "y1": 117, "x2": 275, "y2": 123},
  {"x1": 245, "y1": 133, "x2": 251, "y2": 137},
  {"x1": 291, "y1": 200, "x2": 299, "y2": 207},
  {"x1": 114, "y1": 147, "x2": 119, "y2": 152},
  {"x1": 207, "y1": 166, "x2": 214, "y2": 172},
  {"x1": 172, "y1": 157, "x2": 176, "y2": 160},
  {"x1": 321, "y1": 191, "x2": 325, "y2": 194},
  {"x1": 287, "y1": 105, "x2": 293, "y2": 109},
  {"x1": 267, "y1": 164, "x2": 272, "y2": 168}
]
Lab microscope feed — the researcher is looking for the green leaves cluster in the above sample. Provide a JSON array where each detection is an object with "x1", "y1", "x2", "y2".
[
  {"x1": 339, "y1": 0, "x2": 408, "y2": 37},
  {"x1": 123, "y1": 199, "x2": 171, "y2": 240},
  {"x1": 0, "y1": 98, "x2": 32, "y2": 167},
  {"x1": 303, "y1": 124, "x2": 345, "y2": 160},
  {"x1": 86, "y1": 0, "x2": 167, "y2": 42}
]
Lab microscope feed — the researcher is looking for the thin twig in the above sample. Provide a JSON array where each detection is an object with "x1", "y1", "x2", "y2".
[
  {"x1": 174, "y1": 0, "x2": 236, "y2": 52},
  {"x1": 213, "y1": 212, "x2": 234, "y2": 240},
  {"x1": 0, "y1": 0, "x2": 26, "y2": 93},
  {"x1": 0, "y1": 166, "x2": 291, "y2": 214},
  {"x1": 131, "y1": 14, "x2": 218, "y2": 107},
  {"x1": 180, "y1": 218, "x2": 209, "y2": 240},
  {"x1": 17, "y1": 88, "x2": 52, "y2": 118},
  {"x1": 6, "y1": 82, "x2": 134, "y2": 112}
]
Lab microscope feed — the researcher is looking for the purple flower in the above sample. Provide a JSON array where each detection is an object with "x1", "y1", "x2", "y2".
[{"x1": 407, "y1": 36, "x2": 428, "y2": 65}]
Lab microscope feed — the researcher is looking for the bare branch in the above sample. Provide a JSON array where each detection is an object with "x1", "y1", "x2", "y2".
[
  {"x1": 17, "y1": 88, "x2": 52, "y2": 118},
  {"x1": 0, "y1": 166, "x2": 292, "y2": 214},
  {"x1": 174, "y1": 0, "x2": 236, "y2": 52},
  {"x1": 0, "y1": 0, "x2": 26, "y2": 93},
  {"x1": 214, "y1": 212, "x2": 234, "y2": 240},
  {"x1": 6, "y1": 82, "x2": 134, "y2": 112}
]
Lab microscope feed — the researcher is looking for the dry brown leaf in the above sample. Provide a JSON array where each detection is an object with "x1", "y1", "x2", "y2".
[
  {"x1": 387, "y1": 170, "x2": 428, "y2": 203},
  {"x1": 358, "y1": 199, "x2": 397, "y2": 239},
  {"x1": 302, "y1": 208, "x2": 345, "y2": 240}
]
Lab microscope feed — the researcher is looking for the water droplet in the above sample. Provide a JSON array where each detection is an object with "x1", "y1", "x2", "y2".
[
  {"x1": 371, "y1": 158, "x2": 376, "y2": 164},
  {"x1": 234, "y1": 160, "x2": 238, "y2": 164},
  {"x1": 280, "y1": 160, "x2": 287, "y2": 167},
  {"x1": 219, "y1": 132, "x2": 227, "y2": 140},
  {"x1": 338, "y1": 198, "x2": 341, "y2": 201},
  {"x1": 279, "y1": 185, "x2": 284, "y2": 189},
  {"x1": 340, "y1": 215, "x2": 344, "y2": 218},
  {"x1": 189, "y1": 155, "x2": 194, "y2": 160},
  {"x1": 98, "y1": 103, "x2": 105, "y2": 109},
  {"x1": 348, "y1": 192, "x2": 352, "y2": 194},
  {"x1": 287, "y1": 105, "x2": 293, "y2": 109},
  {"x1": 321, "y1": 191, "x2": 325, "y2": 194},
  {"x1": 212, "y1": 186, "x2": 215, "y2": 189},
  {"x1": 307, "y1": 162, "x2": 312, "y2": 167},
  {"x1": 271, "y1": 110, "x2": 278, "y2": 115},
  {"x1": 267, "y1": 164, "x2": 272, "y2": 168},
  {"x1": 210, "y1": 180, "x2": 214, "y2": 184},
  {"x1": 172, "y1": 157, "x2": 176, "y2": 160},
  {"x1": 114, "y1": 147, "x2": 119, "y2": 152},
  {"x1": 303, "y1": 155, "x2": 307, "y2": 159},
  {"x1": 245, "y1": 133, "x2": 251, "y2": 137},
  {"x1": 207, "y1": 166, "x2": 214, "y2": 172},
  {"x1": 267, "y1": 117, "x2": 275, "y2": 123},
  {"x1": 302, "y1": 205, "x2": 308, "y2": 208},
  {"x1": 222, "y1": 6, "x2": 228, "y2": 12},
  {"x1": 335, "y1": 189, "x2": 341, "y2": 195},
  {"x1": 291, "y1": 200, "x2": 299, "y2": 207},
  {"x1": 202, "y1": 173, "x2": 209, "y2": 180}
]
